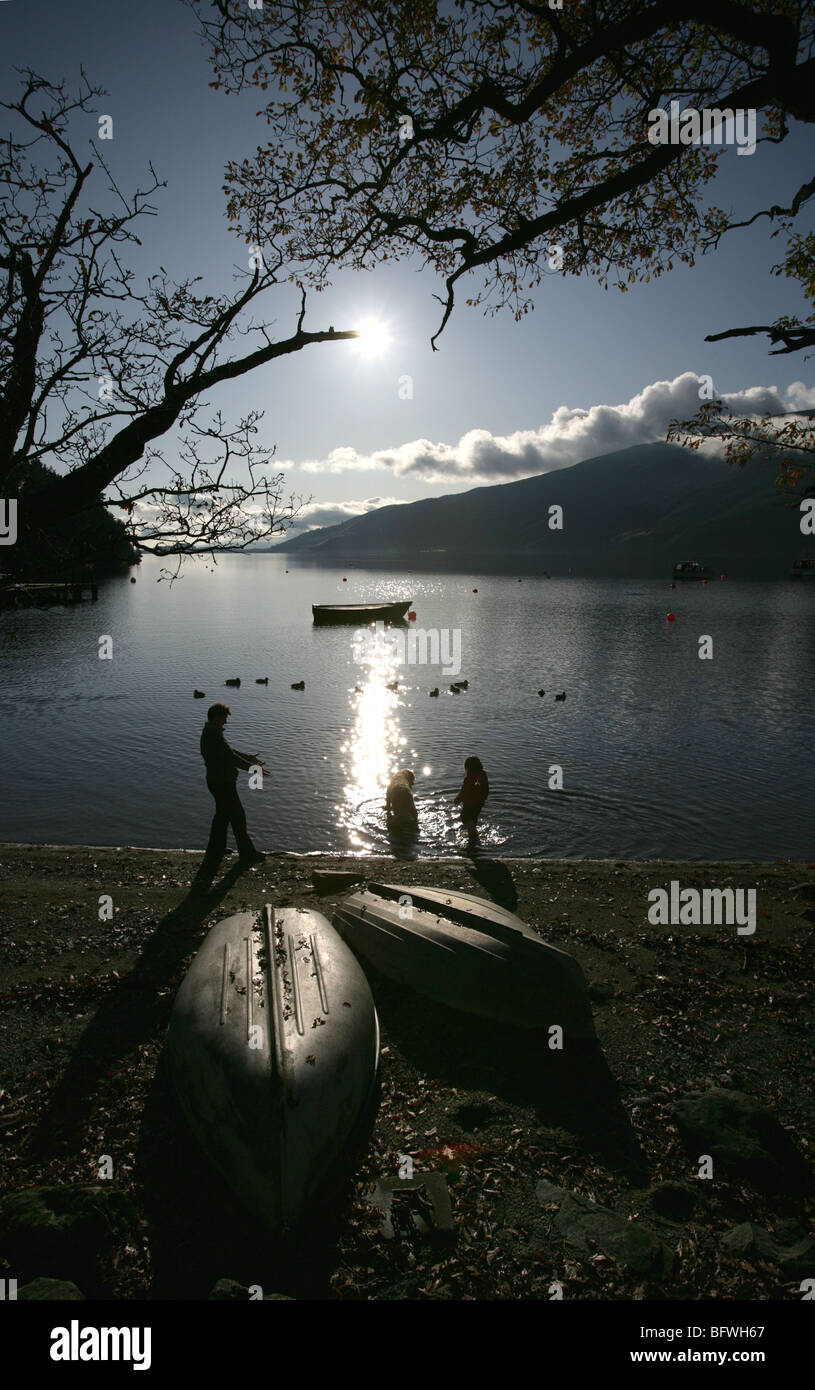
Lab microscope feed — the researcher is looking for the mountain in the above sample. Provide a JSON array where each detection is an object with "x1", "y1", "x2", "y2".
[{"x1": 277, "y1": 441, "x2": 807, "y2": 575}]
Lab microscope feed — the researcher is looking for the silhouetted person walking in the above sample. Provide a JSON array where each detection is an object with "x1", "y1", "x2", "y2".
[{"x1": 200, "y1": 702, "x2": 266, "y2": 874}]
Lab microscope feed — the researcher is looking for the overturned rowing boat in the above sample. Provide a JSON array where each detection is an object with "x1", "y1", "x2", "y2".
[
  {"x1": 333, "y1": 882, "x2": 596, "y2": 1039},
  {"x1": 165, "y1": 904, "x2": 380, "y2": 1235}
]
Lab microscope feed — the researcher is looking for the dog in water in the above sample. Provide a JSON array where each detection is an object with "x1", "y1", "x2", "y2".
[{"x1": 386, "y1": 768, "x2": 418, "y2": 834}]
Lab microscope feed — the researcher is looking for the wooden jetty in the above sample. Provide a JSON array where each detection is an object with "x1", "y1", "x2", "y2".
[{"x1": 0, "y1": 579, "x2": 99, "y2": 609}]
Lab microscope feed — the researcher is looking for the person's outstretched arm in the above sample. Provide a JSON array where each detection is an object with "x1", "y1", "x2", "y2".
[{"x1": 226, "y1": 734, "x2": 267, "y2": 770}]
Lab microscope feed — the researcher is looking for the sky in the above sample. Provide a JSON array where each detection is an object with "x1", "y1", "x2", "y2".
[{"x1": 2, "y1": 0, "x2": 813, "y2": 536}]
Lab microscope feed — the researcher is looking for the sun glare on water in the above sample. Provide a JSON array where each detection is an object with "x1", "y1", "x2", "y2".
[{"x1": 338, "y1": 640, "x2": 402, "y2": 847}]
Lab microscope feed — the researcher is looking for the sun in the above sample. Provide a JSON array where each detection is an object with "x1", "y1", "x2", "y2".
[{"x1": 355, "y1": 318, "x2": 392, "y2": 359}]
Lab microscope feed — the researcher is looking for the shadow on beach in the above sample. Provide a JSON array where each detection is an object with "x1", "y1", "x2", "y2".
[
  {"x1": 27, "y1": 862, "x2": 246, "y2": 1160},
  {"x1": 464, "y1": 855, "x2": 519, "y2": 911},
  {"x1": 364, "y1": 967, "x2": 648, "y2": 1186}
]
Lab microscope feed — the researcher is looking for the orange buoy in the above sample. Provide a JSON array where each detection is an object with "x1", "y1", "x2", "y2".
[
  {"x1": 721, "y1": 573, "x2": 726, "y2": 580},
  {"x1": 670, "y1": 583, "x2": 676, "y2": 589},
  {"x1": 703, "y1": 579, "x2": 709, "y2": 585},
  {"x1": 472, "y1": 588, "x2": 478, "y2": 593},
  {"x1": 342, "y1": 577, "x2": 347, "y2": 582},
  {"x1": 667, "y1": 612, "x2": 676, "y2": 622},
  {"x1": 408, "y1": 610, "x2": 416, "y2": 620}
]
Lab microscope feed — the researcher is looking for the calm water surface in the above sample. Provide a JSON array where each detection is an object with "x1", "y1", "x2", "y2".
[{"x1": 1, "y1": 554, "x2": 813, "y2": 859}]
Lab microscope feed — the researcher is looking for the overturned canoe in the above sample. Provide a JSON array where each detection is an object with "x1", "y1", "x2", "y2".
[
  {"x1": 333, "y1": 882, "x2": 596, "y2": 1039},
  {"x1": 165, "y1": 904, "x2": 380, "y2": 1235},
  {"x1": 312, "y1": 601, "x2": 411, "y2": 624}
]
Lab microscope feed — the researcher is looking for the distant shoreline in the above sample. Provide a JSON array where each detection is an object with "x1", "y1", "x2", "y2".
[{"x1": 231, "y1": 548, "x2": 801, "y2": 578}]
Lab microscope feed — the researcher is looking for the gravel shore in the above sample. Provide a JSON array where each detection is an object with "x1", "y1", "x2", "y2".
[{"x1": 0, "y1": 844, "x2": 812, "y2": 1301}]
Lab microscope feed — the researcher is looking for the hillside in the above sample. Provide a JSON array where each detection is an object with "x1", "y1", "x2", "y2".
[{"x1": 278, "y1": 442, "x2": 806, "y2": 575}]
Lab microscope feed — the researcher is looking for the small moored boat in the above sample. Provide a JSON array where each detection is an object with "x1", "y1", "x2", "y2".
[
  {"x1": 672, "y1": 560, "x2": 714, "y2": 581},
  {"x1": 165, "y1": 904, "x2": 380, "y2": 1235},
  {"x1": 312, "y1": 600, "x2": 412, "y2": 625},
  {"x1": 790, "y1": 557, "x2": 815, "y2": 580},
  {"x1": 333, "y1": 882, "x2": 596, "y2": 1038}
]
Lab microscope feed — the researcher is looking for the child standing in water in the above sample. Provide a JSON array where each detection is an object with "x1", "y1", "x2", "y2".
[{"x1": 453, "y1": 755, "x2": 489, "y2": 824}]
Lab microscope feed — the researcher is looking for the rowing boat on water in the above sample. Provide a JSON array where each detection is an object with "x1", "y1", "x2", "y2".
[
  {"x1": 672, "y1": 560, "x2": 714, "y2": 581},
  {"x1": 790, "y1": 557, "x2": 815, "y2": 580},
  {"x1": 165, "y1": 904, "x2": 380, "y2": 1235},
  {"x1": 333, "y1": 882, "x2": 596, "y2": 1038},
  {"x1": 312, "y1": 601, "x2": 411, "y2": 624}
]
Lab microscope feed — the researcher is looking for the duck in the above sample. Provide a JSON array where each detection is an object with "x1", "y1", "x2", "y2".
[
  {"x1": 555, "y1": 691, "x2": 566, "y2": 701},
  {"x1": 354, "y1": 684, "x2": 363, "y2": 693},
  {"x1": 456, "y1": 679, "x2": 468, "y2": 690},
  {"x1": 224, "y1": 678, "x2": 241, "y2": 688},
  {"x1": 450, "y1": 683, "x2": 460, "y2": 693},
  {"x1": 291, "y1": 680, "x2": 305, "y2": 690},
  {"x1": 193, "y1": 690, "x2": 206, "y2": 698},
  {"x1": 537, "y1": 689, "x2": 545, "y2": 697},
  {"x1": 385, "y1": 679, "x2": 399, "y2": 691},
  {"x1": 255, "y1": 677, "x2": 269, "y2": 685},
  {"x1": 429, "y1": 687, "x2": 439, "y2": 697}
]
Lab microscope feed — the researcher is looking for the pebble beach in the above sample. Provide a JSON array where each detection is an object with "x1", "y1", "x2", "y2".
[{"x1": 0, "y1": 845, "x2": 812, "y2": 1301}]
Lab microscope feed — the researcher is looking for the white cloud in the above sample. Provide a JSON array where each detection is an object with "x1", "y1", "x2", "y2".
[
  {"x1": 279, "y1": 495, "x2": 406, "y2": 534},
  {"x1": 292, "y1": 373, "x2": 812, "y2": 484},
  {"x1": 126, "y1": 493, "x2": 404, "y2": 539},
  {"x1": 786, "y1": 380, "x2": 815, "y2": 411}
]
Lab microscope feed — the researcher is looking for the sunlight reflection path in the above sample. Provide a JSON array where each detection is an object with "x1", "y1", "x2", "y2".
[
  {"x1": 336, "y1": 623, "x2": 509, "y2": 853},
  {"x1": 338, "y1": 628, "x2": 407, "y2": 849}
]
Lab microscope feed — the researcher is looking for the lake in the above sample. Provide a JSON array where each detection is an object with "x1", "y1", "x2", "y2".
[{"x1": 1, "y1": 553, "x2": 813, "y2": 859}]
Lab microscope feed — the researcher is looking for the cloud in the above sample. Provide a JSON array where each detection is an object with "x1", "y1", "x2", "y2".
[
  {"x1": 785, "y1": 380, "x2": 815, "y2": 411},
  {"x1": 127, "y1": 493, "x2": 405, "y2": 540},
  {"x1": 294, "y1": 373, "x2": 811, "y2": 484},
  {"x1": 278, "y1": 495, "x2": 406, "y2": 534}
]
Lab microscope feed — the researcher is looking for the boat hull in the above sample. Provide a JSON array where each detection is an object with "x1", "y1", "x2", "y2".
[
  {"x1": 165, "y1": 905, "x2": 380, "y2": 1234},
  {"x1": 333, "y1": 883, "x2": 596, "y2": 1039},
  {"x1": 672, "y1": 562, "x2": 713, "y2": 581},
  {"x1": 312, "y1": 602, "x2": 411, "y2": 625}
]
